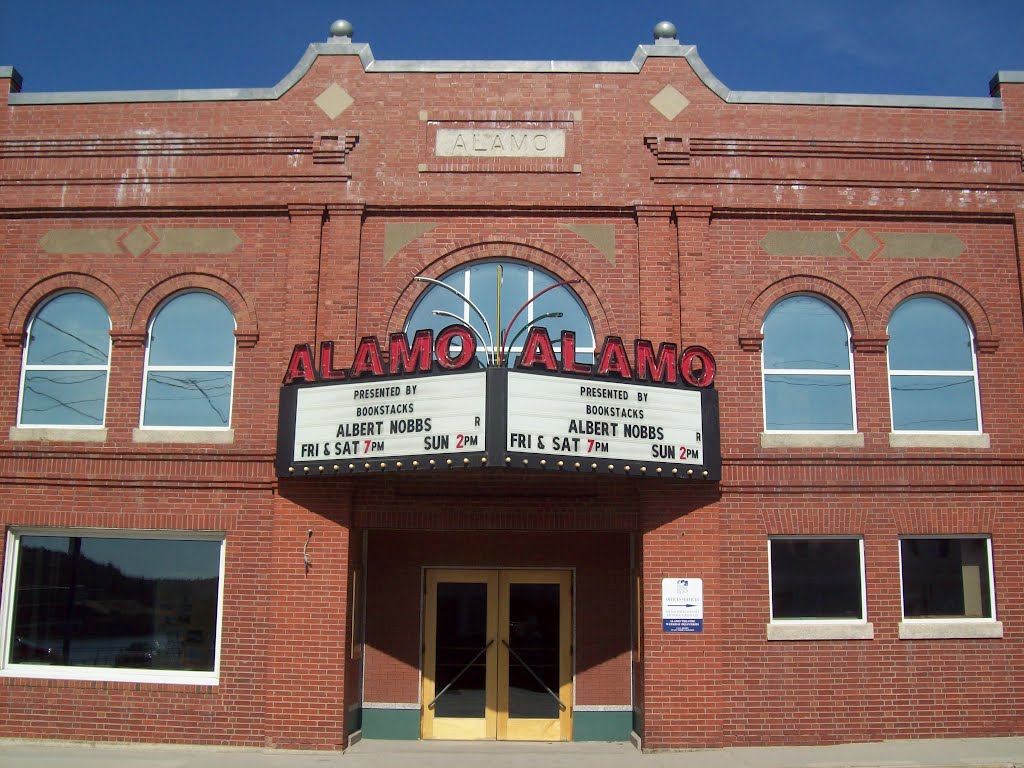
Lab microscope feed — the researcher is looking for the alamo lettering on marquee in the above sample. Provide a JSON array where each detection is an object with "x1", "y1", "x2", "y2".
[{"x1": 435, "y1": 128, "x2": 566, "y2": 158}]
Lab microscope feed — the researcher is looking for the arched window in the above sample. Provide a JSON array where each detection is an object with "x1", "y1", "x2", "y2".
[
  {"x1": 18, "y1": 292, "x2": 111, "y2": 427},
  {"x1": 762, "y1": 295, "x2": 855, "y2": 432},
  {"x1": 887, "y1": 296, "x2": 980, "y2": 432},
  {"x1": 141, "y1": 292, "x2": 236, "y2": 428},
  {"x1": 405, "y1": 261, "x2": 594, "y2": 365}
]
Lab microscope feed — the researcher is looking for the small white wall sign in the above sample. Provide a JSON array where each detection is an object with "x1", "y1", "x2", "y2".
[{"x1": 662, "y1": 578, "x2": 704, "y2": 632}]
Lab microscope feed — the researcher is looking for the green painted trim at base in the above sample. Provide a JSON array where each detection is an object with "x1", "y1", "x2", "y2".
[
  {"x1": 347, "y1": 707, "x2": 363, "y2": 735},
  {"x1": 573, "y1": 710, "x2": 632, "y2": 741},
  {"x1": 361, "y1": 708, "x2": 420, "y2": 740},
  {"x1": 359, "y1": 707, "x2": 630, "y2": 742}
]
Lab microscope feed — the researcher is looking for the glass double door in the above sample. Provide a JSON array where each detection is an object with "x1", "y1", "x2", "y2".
[{"x1": 421, "y1": 569, "x2": 572, "y2": 741}]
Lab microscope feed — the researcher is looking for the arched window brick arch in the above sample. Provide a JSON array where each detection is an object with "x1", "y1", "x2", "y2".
[
  {"x1": 131, "y1": 273, "x2": 259, "y2": 348},
  {"x1": 873, "y1": 277, "x2": 997, "y2": 354},
  {"x1": 6, "y1": 272, "x2": 122, "y2": 347},
  {"x1": 386, "y1": 241, "x2": 611, "y2": 343},
  {"x1": 739, "y1": 275, "x2": 866, "y2": 352}
]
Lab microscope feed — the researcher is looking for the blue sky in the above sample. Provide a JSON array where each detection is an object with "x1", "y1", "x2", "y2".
[{"x1": 1, "y1": 1, "x2": 1022, "y2": 97}]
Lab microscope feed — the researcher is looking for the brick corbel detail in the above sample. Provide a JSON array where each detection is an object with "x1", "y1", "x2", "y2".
[
  {"x1": 235, "y1": 331, "x2": 260, "y2": 349},
  {"x1": 674, "y1": 204, "x2": 713, "y2": 222},
  {"x1": 975, "y1": 336, "x2": 999, "y2": 354},
  {"x1": 2, "y1": 331, "x2": 24, "y2": 348},
  {"x1": 634, "y1": 204, "x2": 674, "y2": 221},
  {"x1": 288, "y1": 203, "x2": 327, "y2": 220},
  {"x1": 111, "y1": 331, "x2": 147, "y2": 348},
  {"x1": 738, "y1": 334, "x2": 764, "y2": 352},
  {"x1": 326, "y1": 203, "x2": 365, "y2": 218},
  {"x1": 852, "y1": 336, "x2": 889, "y2": 354}
]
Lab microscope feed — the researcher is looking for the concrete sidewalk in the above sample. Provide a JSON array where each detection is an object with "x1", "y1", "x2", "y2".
[{"x1": 1, "y1": 736, "x2": 1023, "y2": 768}]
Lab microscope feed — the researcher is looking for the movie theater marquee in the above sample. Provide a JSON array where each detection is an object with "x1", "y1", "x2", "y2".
[{"x1": 277, "y1": 327, "x2": 721, "y2": 480}]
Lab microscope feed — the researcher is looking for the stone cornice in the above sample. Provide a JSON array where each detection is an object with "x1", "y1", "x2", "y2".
[{"x1": 6, "y1": 38, "x2": 1004, "y2": 112}]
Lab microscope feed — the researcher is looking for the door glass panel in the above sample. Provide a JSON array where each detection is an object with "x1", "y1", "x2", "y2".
[
  {"x1": 434, "y1": 582, "x2": 488, "y2": 719},
  {"x1": 507, "y1": 583, "x2": 560, "y2": 720}
]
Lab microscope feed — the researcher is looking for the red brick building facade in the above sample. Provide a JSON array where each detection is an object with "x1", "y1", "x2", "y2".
[{"x1": 1, "y1": 20, "x2": 1022, "y2": 751}]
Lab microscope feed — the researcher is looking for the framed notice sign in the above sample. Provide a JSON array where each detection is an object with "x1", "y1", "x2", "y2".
[
  {"x1": 277, "y1": 370, "x2": 487, "y2": 475},
  {"x1": 500, "y1": 369, "x2": 720, "y2": 480},
  {"x1": 662, "y1": 578, "x2": 704, "y2": 633}
]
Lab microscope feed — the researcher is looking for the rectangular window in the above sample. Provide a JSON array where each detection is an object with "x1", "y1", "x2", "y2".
[
  {"x1": 1, "y1": 529, "x2": 224, "y2": 685},
  {"x1": 900, "y1": 537, "x2": 994, "y2": 619},
  {"x1": 769, "y1": 537, "x2": 865, "y2": 621}
]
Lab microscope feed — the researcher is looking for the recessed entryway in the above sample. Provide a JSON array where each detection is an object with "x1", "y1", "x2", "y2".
[{"x1": 421, "y1": 568, "x2": 572, "y2": 741}]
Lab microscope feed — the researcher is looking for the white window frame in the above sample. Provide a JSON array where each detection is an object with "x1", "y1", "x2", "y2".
[
  {"x1": 887, "y1": 296, "x2": 983, "y2": 435},
  {"x1": 139, "y1": 291, "x2": 237, "y2": 431},
  {"x1": 0, "y1": 527, "x2": 226, "y2": 686},
  {"x1": 761, "y1": 295, "x2": 858, "y2": 435},
  {"x1": 16, "y1": 291, "x2": 111, "y2": 430},
  {"x1": 767, "y1": 535, "x2": 873, "y2": 641},
  {"x1": 897, "y1": 535, "x2": 1001, "y2": 639}
]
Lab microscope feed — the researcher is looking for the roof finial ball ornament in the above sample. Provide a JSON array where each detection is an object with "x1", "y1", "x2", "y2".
[
  {"x1": 328, "y1": 19, "x2": 354, "y2": 42},
  {"x1": 653, "y1": 20, "x2": 678, "y2": 44}
]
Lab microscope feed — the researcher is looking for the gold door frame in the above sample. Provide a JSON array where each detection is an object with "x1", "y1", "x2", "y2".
[
  {"x1": 421, "y1": 568, "x2": 573, "y2": 741},
  {"x1": 497, "y1": 569, "x2": 573, "y2": 741},
  {"x1": 421, "y1": 569, "x2": 498, "y2": 740}
]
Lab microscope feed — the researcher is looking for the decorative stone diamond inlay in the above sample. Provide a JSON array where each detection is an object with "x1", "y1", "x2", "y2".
[
  {"x1": 315, "y1": 83, "x2": 354, "y2": 120},
  {"x1": 842, "y1": 228, "x2": 885, "y2": 261},
  {"x1": 119, "y1": 226, "x2": 158, "y2": 257},
  {"x1": 649, "y1": 85, "x2": 690, "y2": 121}
]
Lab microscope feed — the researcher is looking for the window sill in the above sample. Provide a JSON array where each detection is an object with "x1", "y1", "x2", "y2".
[
  {"x1": 899, "y1": 620, "x2": 1002, "y2": 640},
  {"x1": 1, "y1": 665, "x2": 218, "y2": 686},
  {"x1": 767, "y1": 622, "x2": 874, "y2": 641},
  {"x1": 9, "y1": 427, "x2": 107, "y2": 443},
  {"x1": 760, "y1": 432, "x2": 864, "y2": 449},
  {"x1": 889, "y1": 433, "x2": 990, "y2": 449},
  {"x1": 133, "y1": 428, "x2": 234, "y2": 444}
]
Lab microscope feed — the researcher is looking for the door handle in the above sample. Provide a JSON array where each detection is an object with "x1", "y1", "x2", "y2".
[
  {"x1": 501, "y1": 639, "x2": 566, "y2": 712},
  {"x1": 427, "y1": 638, "x2": 494, "y2": 710}
]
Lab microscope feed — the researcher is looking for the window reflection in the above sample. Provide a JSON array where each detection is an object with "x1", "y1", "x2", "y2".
[
  {"x1": 770, "y1": 538, "x2": 864, "y2": 620},
  {"x1": 19, "y1": 293, "x2": 111, "y2": 427},
  {"x1": 900, "y1": 537, "x2": 993, "y2": 619},
  {"x1": 142, "y1": 293, "x2": 236, "y2": 428},
  {"x1": 887, "y1": 297, "x2": 980, "y2": 432},
  {"x1": 762, "y1": 295, "x2": 855, "y2": 432},
  {"x1": 10, "y1": 534, "x2": 222, "y2": 672}
]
